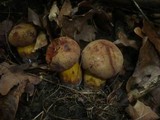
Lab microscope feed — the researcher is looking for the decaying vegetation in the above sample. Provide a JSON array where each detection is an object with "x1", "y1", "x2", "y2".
[{"x1": 1, "y1": 0, "x2": 160, "y2": 120}]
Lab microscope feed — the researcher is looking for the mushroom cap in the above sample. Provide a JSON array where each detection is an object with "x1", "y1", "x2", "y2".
[
  {"x1": 46, "y1": 37, "x2": 81, "y2": 72},
  {"x1": 81, "y1": 39, "x2": 123, "y2": 79},
  {"x1": 8, "y1": 23, "x2": 37, "y2": 47}
]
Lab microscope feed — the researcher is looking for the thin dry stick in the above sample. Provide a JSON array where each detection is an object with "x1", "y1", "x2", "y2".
[
  {"x1": 32, "y1": 111, "x2": 44, "y2": 120},
  {"x1": 131, "y1": 0, "x2": 150, "y2": 23}
]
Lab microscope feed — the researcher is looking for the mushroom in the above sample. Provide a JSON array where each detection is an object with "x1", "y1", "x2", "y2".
[
  {"x1": 8, "y1": 23, "x2": 48, "y2": 62},
  {"x1": 8, "y1": 23, "x2": 37, "y2": 47},
  {"x1": 8, "y1": 23, "x2": 37, "y2": 59},
  {"x1": 81, "y1": 39, "x2": 124, "y2": 89},
  {"x1": 46, "y1": 36, "x2": 82, "y2": 87}
]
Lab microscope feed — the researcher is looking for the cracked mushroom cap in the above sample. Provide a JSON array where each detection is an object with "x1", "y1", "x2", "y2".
[
  {"x1": 46, "y1": 37, "x2": 81, "y2": 72},
  {"x1": 81, "y1": 39, "x2": 124, "y2": 79}
]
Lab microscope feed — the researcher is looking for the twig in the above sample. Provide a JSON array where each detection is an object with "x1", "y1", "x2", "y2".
[
  {"x1": 46, "y1": 104, "x2": 54, "y2": 113},
  {"x1": 131, "y1": 0, "x2": 150, "y2": 23},
  {"x1": 32, "y1": 111, "x2": 44, "y2": 120}
]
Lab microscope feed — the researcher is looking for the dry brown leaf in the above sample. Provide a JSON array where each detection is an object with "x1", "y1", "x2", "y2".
[
  {"x1": 0, "y1": 80, "x2": 27, "y2": 120},
  {"x1": 0, "y1": 20, "x2": 13, "y2": 35},
  {"x1": 126, "y1": 100, "x2": 159, "y2": 120},
  {"x1": 49, "y1": 0, "x2": 72, "y2": 27},
  {"x1": 58, "y1": 0, "x2": 72, "y2": 26},
  {"x1": 48, "y1": 1, "x2": 59, "y2": 22},
  {"x1": 61, "y1": 9, "x2": 95, "y2": 39},
  {"x1": 141, "y1": 86, "x2": 160, "y2": 112},
  {"x1": 93, "y1": 10, "x2": 113, "y2": 34},
  {"x1": 125, "y1": 14, "x2": 139, "y2": 29},
  {"x1": 134, "y1": 27, "x2": 145, "y2": 38},
  {"x1": 74, "y1": 23, "x2": 96, "y2": 42},
  {"x1": 28, "y1": 8, "x2": 41, "y2": 27},
  {"x1": 126, "y1": 39, "x2": 160, "y2": 101},
  {"x1": 143, "y1": 20, "x2": 160, "y2": 54},
  {"x1": 0, "y1": 62, "x2": 40, "y2": 95},
  {"x1": 0, "y1": 20, "x2": 13, "y2": 47},
  {"x1": 33, "y1": 31, "x2": 48, "y2": 52},
  {"x1": 114, "y1": 31, "x2": 138, "y2": 49}
]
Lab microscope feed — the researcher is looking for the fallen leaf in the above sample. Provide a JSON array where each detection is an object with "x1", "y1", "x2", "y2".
[
  {"x1": 48, "y1": 1, "x2": 59, "y2": 22},
  {"x1": 126, "y1": 39, "x2": 160, "y2": 101},
  {"x1": 61, "y1": 9, "x2": 95, "y2": 39},
  {"x1": 74, "y1": 23, "x2": 96, "y2": 42},
  {"x1": 0, "y1": 20, "x2": 13, "y2": 47},
  {"x1": 49, "y1": 0, "x2": 72, "y2": 27},
  {"x1": 141, "y1": 86, "x2": 160, "y2": 113},
  {"x1": 114, "y1": 31, "x2": 138, "y2": 49},
  {"x1": 0, "y1": 20, "x2": 13, "y2": 34},
  {"x1": 134, "y1": 27, "x2": 145, "y2": 38},
  {"x1": 0, "y1": 62, "x2": 40, "y2": 95},
  {"x1": 143, "y1": 20, "x2": 160, "y2": 54},
  {"x1": 33, "y1": 31, "x2": 48, "y2": 52},
  {"x1": 126, "y1": 100, "x2": 159, "y2": 120},
  {"x1": 93, "y1": 9, "x2": 113, "y2": 34},
  {"x1": 42, "y1": 11, "x2": 54, "y2": 40},
  {"x1": 0, "y1": 80, "x2": 27, "y2": 120},
  {"x1": 58, "y1": 0, "x2": 72, "y2": 26},
  {"x1": 150, "y1": 87, "x2": 160, "y2": 109},
  {"x1": 125, "y1": 14, "x2": 140, "y2": 29},
  {"x1": 28, "y1": 7, "x2": 41, "y2": 27}
]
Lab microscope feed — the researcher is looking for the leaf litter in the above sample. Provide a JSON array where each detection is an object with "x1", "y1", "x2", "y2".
[{"x1": 1, "y1": 0, "x2": 160, "y2": 120}]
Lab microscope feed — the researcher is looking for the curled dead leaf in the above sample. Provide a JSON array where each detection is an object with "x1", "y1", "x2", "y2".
[
  {"x1": 32, "y1": 32, "x2": 48, "y2": 52},
  {"x1": 0, "y1": 62, "x2": 40, "y2": 95},
  {"x1": 126, "y1": 100, "x2": 159, "y2": 120},
  {"x1": 134, "y1": 27, "x2": 145, "y2": 38},
  {"x1": 28, "y1": 8, "x2": 41, "y2": 27},
  {"x1": 0, "y1": 80, "x2": 27, "y2": 120},
  {"x1": 126, "y1": 39, "x2": 160, "y2": 101},
  {"x1": 49, "y1": 0, "x2": 72, "y2": 27},
  {"x1": 114, "y1": 31, "x2": 138, "y2": 49},
  {"x1": 58, "y1": 0, "x2": 72, "y2": 27},
  {"x1": 143, "y1": 20, "x2": 160, "y2": 54},
  {"x1": 48, "y1": 1, "x2": 59, "y2": 22}
]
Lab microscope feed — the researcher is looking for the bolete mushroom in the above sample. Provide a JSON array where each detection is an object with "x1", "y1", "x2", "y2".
[
  {"x1": 8, "y1": 23, "x2": 48, "y2": 61},
  {"x1": 81, "y1": 39, "x2": 124, "y2": 89},
  {"x1": 8, "y1": 23, "x2": 37, "y2": 47},
  {"x1": 8, "y1": 23, "x2": 37, "y2": 58},
  {"x1": 46, "y1": 36, "x2": 82, "y2": 86}
]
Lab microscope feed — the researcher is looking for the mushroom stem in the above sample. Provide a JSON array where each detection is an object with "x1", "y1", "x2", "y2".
[
  {"x1": 59, "y1": 62, "x2": 82, "y2": 87},
  {"x1": 17, "y1": 43, "x2": 35, "y2": 58},
  {"x1": 84, "y1": 71, "x2": 106, "y2": 90}
]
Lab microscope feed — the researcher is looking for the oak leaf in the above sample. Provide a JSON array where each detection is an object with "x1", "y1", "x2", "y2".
[
  {"x1": 126, "y1": 100, "x2": 159, "y2": 120},
  {"x1": 0, "y1": 62, "x2": 40, "y2": 95}
]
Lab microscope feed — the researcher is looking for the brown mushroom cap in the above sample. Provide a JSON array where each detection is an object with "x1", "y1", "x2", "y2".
[
  {"x1": 8, "y1": 23, "x2": 37, "y2": 47},
  {"x1": 46, "y1": 37, "x2": 81, "y2": 72},
  {"x1": 81, "y1": 39, "x2": 124, "y2": 79}
]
